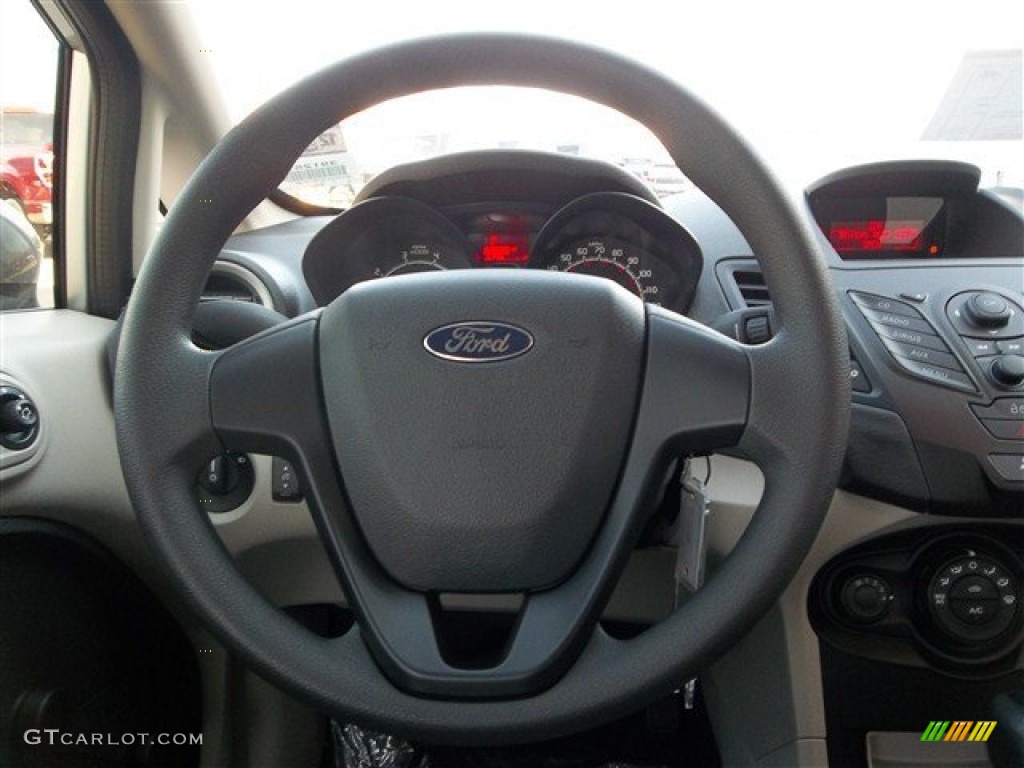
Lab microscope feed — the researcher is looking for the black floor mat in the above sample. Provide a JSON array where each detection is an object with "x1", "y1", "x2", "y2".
[{"x1": 332, "y1": 690, "x2": 721, "y2": 768}]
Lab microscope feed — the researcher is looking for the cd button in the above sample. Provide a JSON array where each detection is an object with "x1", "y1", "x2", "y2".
[{"x1": 849, "y1": 291, "x2": 922, "y2": 318}]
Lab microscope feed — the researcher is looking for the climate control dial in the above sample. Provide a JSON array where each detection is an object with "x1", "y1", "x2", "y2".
[{"x1": 929, "y1": 555, "x2": 1019, "y2": 644}]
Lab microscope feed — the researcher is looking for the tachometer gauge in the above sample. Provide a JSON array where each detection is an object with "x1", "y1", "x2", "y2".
[
  {"x1": 374, "y1": 243, "x2": 452, "y2": 278},
  {"x1": 532, "y1": 192, "x2": 702, "y2": 312},
  {"x1": 302, "y1": 196, "x2": 473, "y2": 304}
]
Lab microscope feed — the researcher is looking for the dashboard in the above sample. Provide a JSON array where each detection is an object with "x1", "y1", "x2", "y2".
[
  {"x1": 213, "y1": 152, "x2": 1024, "y2": 510},
  {"x1": 195, "y1": 149, "x2": 1024, "y2": 684},
  {"x1": 211, "y1": 154, "x2": 1024, "y2": 516},
  {"x1": 801, "y1": 161, "x2": 1023, "y2": 505}
]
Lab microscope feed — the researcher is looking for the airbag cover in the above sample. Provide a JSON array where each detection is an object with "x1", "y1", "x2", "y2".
[{"x1": 319, "y1": 270, "x2": 644, "y2": 592}]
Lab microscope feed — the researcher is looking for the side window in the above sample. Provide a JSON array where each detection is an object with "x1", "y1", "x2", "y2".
[{"x1": 0, "y1": 1, "x2": 60, "y2": 310}]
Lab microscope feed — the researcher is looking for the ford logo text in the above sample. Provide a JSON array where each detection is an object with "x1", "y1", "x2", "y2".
[{"x1": 423, "y1": 322, "x2": 534, "y2": 363}]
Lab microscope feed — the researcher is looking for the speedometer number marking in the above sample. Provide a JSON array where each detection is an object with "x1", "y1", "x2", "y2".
[{"x1": 554, "y1": 238, "x2": 657, "y2": 302}]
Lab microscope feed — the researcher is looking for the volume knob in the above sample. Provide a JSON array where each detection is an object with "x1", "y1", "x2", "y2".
[
  {"x1": 991, "y1": 355, "x2": 1024, "y2": 388},
  {"x1": 964, "y1": 292, "x2": 1011, "y2": 329}
]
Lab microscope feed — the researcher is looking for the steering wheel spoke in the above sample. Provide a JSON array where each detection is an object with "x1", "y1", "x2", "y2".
[
  {"x1": 208, "y1": 312, "x2": 366, "y2": 576},
  {"x1": 637, "y1": 306, "x2": 750, "y2": 458},
  {"x1": 209, "y1": 314, "x2": 326, "y2": 457},
  {"x1": 328, "y1": 579, "x2": 594, "y2": 699}
]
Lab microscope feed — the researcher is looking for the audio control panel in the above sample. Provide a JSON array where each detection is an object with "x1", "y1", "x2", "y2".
[
  {"x1": 848, "y1": 288, "x2": 1024, "y2": 397},
  {"x1": 849, "y1": 291, "x2": 978, "y2": 393},
  {"x1": 835, "y1": 270, "x2": 1024, "y2": 506},
  {"x1": 947, "y1": 291, "x2": 1024, "y2": 390}
]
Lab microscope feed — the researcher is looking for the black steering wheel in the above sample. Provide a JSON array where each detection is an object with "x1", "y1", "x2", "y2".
[{"x1": 115, "y1": 34, "x2": 849, "y2": 744}]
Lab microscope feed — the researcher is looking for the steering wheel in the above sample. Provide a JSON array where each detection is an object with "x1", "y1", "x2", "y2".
[{"x1": 115, "y1": 34, "x2": 849, "y2": 744}]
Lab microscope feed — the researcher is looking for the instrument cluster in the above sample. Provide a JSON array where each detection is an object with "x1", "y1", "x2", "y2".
[{"x1": 302, "y1": 191, "x2": 703, "y2": 312}]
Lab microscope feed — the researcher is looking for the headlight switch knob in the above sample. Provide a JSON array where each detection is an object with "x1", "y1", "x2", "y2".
[{"x1": 0, "y1": 386, "x2": 40, "y2": 450}]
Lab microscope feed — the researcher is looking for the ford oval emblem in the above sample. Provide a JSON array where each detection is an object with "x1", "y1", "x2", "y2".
[{"x1": 423, "y1": 321, "x2": 534, "y2": 363}]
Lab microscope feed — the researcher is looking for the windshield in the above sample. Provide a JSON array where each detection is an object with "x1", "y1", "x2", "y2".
[{"x1": 189, "y1": 1, "x2": 1023, "y2": 207}]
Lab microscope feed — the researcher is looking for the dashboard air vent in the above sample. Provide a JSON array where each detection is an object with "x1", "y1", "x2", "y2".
[
  {"x1": 732, "y1": 269, "x2": 771, "y2": 308},
  {"x1": 201, "y1": 262, "x2": 274, "y2": 308}
]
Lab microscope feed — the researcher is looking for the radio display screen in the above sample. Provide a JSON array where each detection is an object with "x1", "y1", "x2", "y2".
[{"x1": 819, "y1": 197, "x2": 946, "y2": 259}]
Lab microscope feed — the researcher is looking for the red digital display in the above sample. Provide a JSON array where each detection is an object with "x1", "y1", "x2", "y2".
[
  {"x1": 477, "y1": 233, "x2": 530, "y2": 264},
  {"x1": 828, "y1": 219, "x2": 932, "y2": 254}
]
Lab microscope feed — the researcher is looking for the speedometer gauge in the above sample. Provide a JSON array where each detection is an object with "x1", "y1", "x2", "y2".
[
  {"x1": 554, "y1": 238, "x2": 658, "y2": 300},
  {"x1": 532, "y1": 192, "x2": 703, "y2": 312}
]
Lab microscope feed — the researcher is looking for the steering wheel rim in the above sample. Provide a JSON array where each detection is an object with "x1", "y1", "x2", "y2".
[{"x1": 115, "y1": 34, "x2": 849, "y2": 744}]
